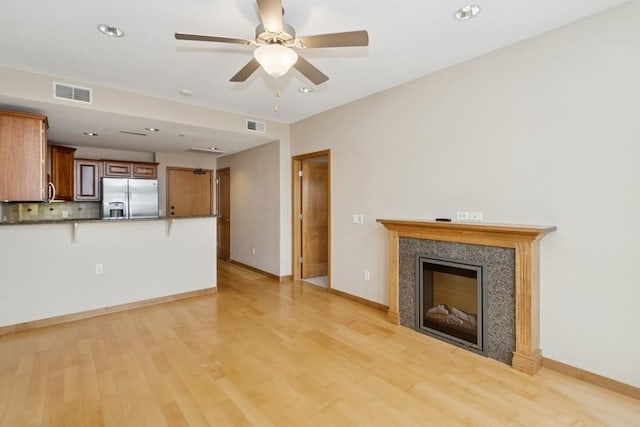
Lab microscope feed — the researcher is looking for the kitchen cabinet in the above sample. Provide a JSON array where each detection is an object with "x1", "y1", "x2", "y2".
[
  {"x1": 103, "y1": 160, "x2": 157, "y2": 179},
  {"x1": 0, "y1": 110, "x2": 48, "y2": 201},
  {"x1": 49, "y1": 145, "x2": 76, "y2": 201},
  {"x1": 132, "y1": 163, "x2": 157, "y2": 179},
  {"x1": 74, "y1": 159, "x2": 101, "y2": 201}
]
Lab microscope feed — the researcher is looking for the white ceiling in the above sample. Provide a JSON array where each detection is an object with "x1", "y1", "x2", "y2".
[{"x1": 0, "y1": 0, "x2": 630, "y2": 155}]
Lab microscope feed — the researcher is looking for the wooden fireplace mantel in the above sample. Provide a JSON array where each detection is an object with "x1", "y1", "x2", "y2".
[{"x1": 377, "y1": 218, "x2": 556, "y2": 375}]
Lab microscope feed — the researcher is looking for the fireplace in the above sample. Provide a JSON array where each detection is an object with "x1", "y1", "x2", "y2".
[
  {"x1": 377, "y1": 219, "x2": 556, "y2": 375},
  {"x1": 416, "y1": 256, "x2": 486, "y2": 355}
]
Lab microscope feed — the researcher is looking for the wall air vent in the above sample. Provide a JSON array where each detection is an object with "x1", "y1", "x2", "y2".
[
  {"x1": 53, "y1": 82, "x2": 92, "y2": 104},
  {"x1": 245, "y1": 119, "x2": 266, "y2": 134}
]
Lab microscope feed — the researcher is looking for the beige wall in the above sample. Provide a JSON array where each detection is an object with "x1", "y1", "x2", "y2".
[
  {"x1": 217, "y1": 141, "x2": 281, "y2": 276},
  {"x1": 73, "y1": 146, "x2": 154, "y2": 162},
  {"x1": 291, "y1": 2, "x2": 640, "y2": 387}
]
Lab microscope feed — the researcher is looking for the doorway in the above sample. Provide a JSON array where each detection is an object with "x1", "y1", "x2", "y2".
[
  {"x1": 292, "y1": 150, "x2": 330, "y2": 288},
  {"x1": 216, "y1": 168, "x2": 231, "y2": 260},
  {"x1": 166, "y1": 167, "x2": 212, "y2": 217}
]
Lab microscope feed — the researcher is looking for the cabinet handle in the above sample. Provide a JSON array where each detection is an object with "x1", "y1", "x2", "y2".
[{"x1": 47, "y1": 182, "x2": 56, "y2": 203}]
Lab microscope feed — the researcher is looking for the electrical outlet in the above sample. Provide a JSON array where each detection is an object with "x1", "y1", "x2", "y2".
[
  {"x1": 252, "y1": 247, "x2": 256, "y2": 255},
  {"x1": 456, "y1": 212, "x2": 470, "y2": 220},
  {"x1": 95, "y1": 264, "x2": 103, "y2": 275},
  {"x1": 470, "y1": 212, "x2": 483, "y2": 221},
  {"x1": 62, "y1": 210, "x2": 68, "y2": 218},
  {"x1": 364, "y1": 270, "x2": 371, "y2": 281}
]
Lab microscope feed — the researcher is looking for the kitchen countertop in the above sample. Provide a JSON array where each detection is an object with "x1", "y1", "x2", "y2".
[{"x1": 0, "y1": 215, "x2": 217, "y2": 226}]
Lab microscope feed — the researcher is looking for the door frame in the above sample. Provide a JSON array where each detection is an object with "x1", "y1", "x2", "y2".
[{"x1": 292, "y1": 149, "x2": 331, "y2": 287}]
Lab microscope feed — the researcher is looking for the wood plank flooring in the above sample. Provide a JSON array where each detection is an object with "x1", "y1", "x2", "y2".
[{"x1": 0, "y1": 261, "x2": 638, "y2": 426}]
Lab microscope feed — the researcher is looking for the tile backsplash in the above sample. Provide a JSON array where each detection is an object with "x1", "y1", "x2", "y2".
[{"x1": 0, "y1": 201, "x2": 101, "y2": 223}]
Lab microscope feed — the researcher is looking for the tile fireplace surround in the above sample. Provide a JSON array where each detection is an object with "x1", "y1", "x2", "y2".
[{"x1": 377, "y1": 219, "x2": 555, "y2": 375}]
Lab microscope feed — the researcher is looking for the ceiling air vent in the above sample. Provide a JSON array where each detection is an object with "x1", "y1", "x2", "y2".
[
  {"x1": 53, "y1": 82, "x2": 92, "y2": 104},
  {"x1": 245, "y1": 119, "x2": 266, "y2": 134}
]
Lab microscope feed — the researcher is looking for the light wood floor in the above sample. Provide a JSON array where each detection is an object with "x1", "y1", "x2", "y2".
[{"x1": 1, "y1": 262, "x2": 638, "y2": 426}]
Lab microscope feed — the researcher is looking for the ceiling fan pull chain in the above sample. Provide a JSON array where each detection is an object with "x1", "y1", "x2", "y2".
[{"x1": 274, "y1": 88, "x2": 281, "y2": 112}]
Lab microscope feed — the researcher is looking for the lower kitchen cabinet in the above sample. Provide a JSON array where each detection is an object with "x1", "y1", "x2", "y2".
[{"x1": 74, "y1": 159, "x2": 101, "y2": 201}]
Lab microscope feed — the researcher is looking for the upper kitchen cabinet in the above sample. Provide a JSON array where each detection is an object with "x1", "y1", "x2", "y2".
[
  {"x1": 103, "y1": 160, "x2": 158, "y2": 179},
  {"x1": 132, "y1": 163, "x2": 157, "y2": 179},
  {"x1": 0, "y1": 110, "x2": 48, "y2": 202},
  {"x1": 74, "y1": 159, "x2": 101, "y2": 201},
  {"x1": 49, "y1": 145, "x2": 76, "y2": 201}
]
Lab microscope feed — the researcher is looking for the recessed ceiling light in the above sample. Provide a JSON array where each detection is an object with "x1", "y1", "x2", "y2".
[
  {"x1": 83, "y1": 132, "x2": 99, "y2": 136},
  {"x1": 145, "y1": 127, "x2": 160, "y2": 132},
  {"x1": 298, "y1": 87, "x2": 314, "y2": 94},
  {"x1": 455, "y1": 5, "x2": 481, "y2": 20},
  {"x1": 97, "y1": 24, "x2": 125, "y2": 37},
  {"x1": 180, "y1": 89, "x2": 193, "y2": 96}
]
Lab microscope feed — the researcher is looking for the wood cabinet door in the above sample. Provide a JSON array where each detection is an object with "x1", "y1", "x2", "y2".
[
  {"x1": 103, "y1": 161, "x2": 132, "y2": 177},
  {"x1": 216, "y1": 168, "x2": 230, "y2": 260},
  {"x1": 0, "y1": 111, "x2": 47, "y2": 201},
  {"x1": 74, "y1": 159, "x2": 101, "y2": 201},
  {"x1": 132, "y1": 163, "x2": 157, "y2": 179},
  {"x1": 167, "y1": 168, "x2": 212, "y2": 217},
  {"x1": 49, "y1": 145, "x2": 76, "y2": 200}
]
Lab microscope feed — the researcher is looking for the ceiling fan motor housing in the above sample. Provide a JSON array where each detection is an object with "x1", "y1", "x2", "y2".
[{"x1": 255, "y1": 23, "x2": 296, "y2": 45}]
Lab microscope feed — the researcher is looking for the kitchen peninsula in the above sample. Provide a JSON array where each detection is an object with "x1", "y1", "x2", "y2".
[
  {"x1": 0, "y1": 106, "x2": 220, "y2": 333},
  {"x1": 0, "y1": 213, "x2": 217, "y2": 334}
]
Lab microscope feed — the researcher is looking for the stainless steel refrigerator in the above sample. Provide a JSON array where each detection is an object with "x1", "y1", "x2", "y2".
[{"x1": 102, "y1": 178, "x2": 159, "y2": 219}]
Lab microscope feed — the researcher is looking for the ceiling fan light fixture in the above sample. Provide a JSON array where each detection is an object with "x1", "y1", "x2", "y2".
[{"x1": 254, "y1": 44, "x2": 298, "y2": 78}]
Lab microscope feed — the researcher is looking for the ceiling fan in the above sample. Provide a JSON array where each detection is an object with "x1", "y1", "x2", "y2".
[{"x1": 175, "y1": 0, "x2": 369, "y2": 85}]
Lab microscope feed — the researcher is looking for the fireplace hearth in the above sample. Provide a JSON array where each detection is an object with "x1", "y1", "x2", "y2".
[{"x1": 416, "y1": 256, "x2": 486, "y2": 355}]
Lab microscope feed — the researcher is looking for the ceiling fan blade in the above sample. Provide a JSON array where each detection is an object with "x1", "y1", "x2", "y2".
[
  {"x1": 293, "y1": 56, "x2": 329, "y2": 85},
  {"x1": 230, "y1": 58, "x2": 261, "y2": 82},
  {"x1": 175, "y1": 32, "x2": 251, "y2": 45},
  {"x1": 298, "y1": 30, "x2": 369, "y2": 48},
  {"x1": 257, "y1": 0, "x2": 283, "y2": 33}
]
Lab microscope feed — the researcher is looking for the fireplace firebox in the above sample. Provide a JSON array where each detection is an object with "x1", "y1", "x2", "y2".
[{"x1": 416, "y1": 256, "x2": 487, "y2": 355}]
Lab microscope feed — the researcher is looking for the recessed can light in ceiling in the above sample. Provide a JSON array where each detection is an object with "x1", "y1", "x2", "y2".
[
  {"x1": 455, "y1": 5, "x2": 481, "y2": 20},
  {"x1": 298, "y1": 87, "x2": 314, "y2": 94},
  {"x1": 83, "y1": 132, "x2": 99, "y2": 136},
  {"x1": 180, "y1": 89, "x2": 193, "y2": 96},
  {"x1": 145, "y1": 127, "x2": 159, "y2": 132},
  {"x1": 97, "y1": 24, "x2": 125, "y2": 37}
]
